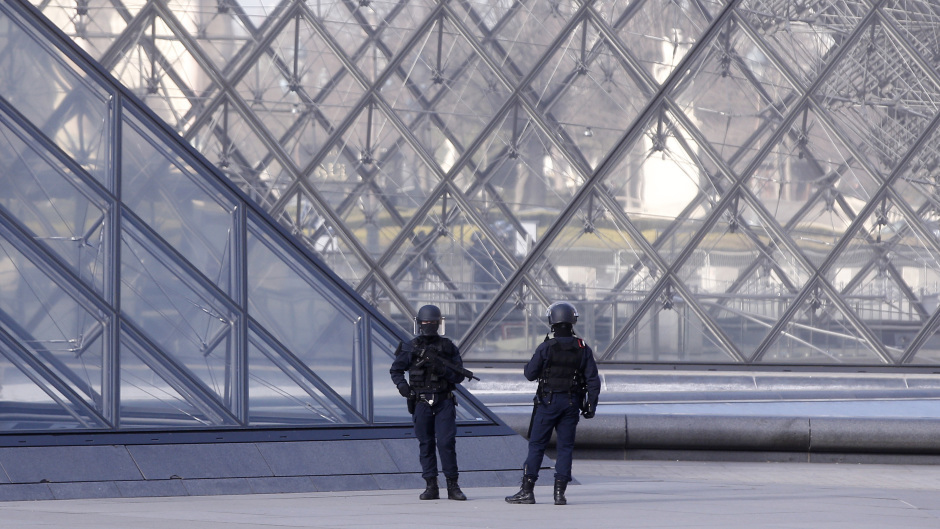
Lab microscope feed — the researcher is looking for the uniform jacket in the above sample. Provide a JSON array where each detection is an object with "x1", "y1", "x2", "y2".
[
  {"x1": 524, "y1": 335, "x2": 601, "y2": 410},
  {"x1": 390, "y1": 335, "x2": 465, "y2": 391}
]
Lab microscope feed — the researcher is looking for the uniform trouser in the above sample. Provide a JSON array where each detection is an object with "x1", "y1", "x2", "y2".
[
  {"x1": 523, "y1": 394, "x2": 580, "y2": 482},
  {"x1": 413, "y1": 396, "x2": 458, "y2": 479}
]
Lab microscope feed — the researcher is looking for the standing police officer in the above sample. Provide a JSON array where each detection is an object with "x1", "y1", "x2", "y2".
[
  {"x1": 505, "y1": 301, "x2": 600, "y2": 505},
  {"x1": 390, "y1": 304, "x2": 468, "y2": 501}
]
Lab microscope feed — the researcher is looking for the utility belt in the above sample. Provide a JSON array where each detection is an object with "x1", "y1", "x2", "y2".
[
  {"x1": 407, "y1": 390, "x2": 454, "y2": 414},
  {"x1": 537, "y1": 388, "x2": 583, "y2": 406}
]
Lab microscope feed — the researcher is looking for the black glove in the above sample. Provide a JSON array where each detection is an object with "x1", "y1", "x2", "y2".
[
  {"x1": 581, "y1": 404, "x2": 595, "y2": 419},
  {"x1": 397, "y1": 382, "x2": 412, "y2": 398}
]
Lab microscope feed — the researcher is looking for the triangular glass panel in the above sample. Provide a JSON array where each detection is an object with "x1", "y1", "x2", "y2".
[
  {"x1": 814, "y1": 19, "x2": 940, "y2": 176},
  {"x1": 411, "y1": 60, "x2": 511, "y2": 161},
  {"x1": 108, "y1": 13, "x2": 206, "y2": 126},
  {"x1": 840, "y1": 266, "x2": 924, "y2": 359},
  {"x1": 190, "y1": 97, "x2": 292, "y2": 206},
  {"x1": 757, "y1": 280, "x2": 890, "y2": 364},
  {"x1": 528, "y1": 191, "x2": 657, "y2": 356},
  {"x1": 231, "y1": 16, "x2": 366, "y2": 158},
  {"x1": 469, "y1": 1, "x2": 582, "y2": 83},
  {"x1": 786, "y1": 190, "x2": 856, "y2": 270},
  {"x1": 119, "y1": 331, "x2": 230, "y2": 429},
  {"x1": 601, "y1": 109, "x2": 728, "y2": 266},
  {"x1": 0, "y1": 113, "x2": 109, "y2": 296},
  {"x1": 737, "y1": 0, "x2": 847, "y2": 88},
  {"x1": 526, "y1": 18, "x2": 648, "y2": 171},
  {"x1": 278, "y1": 187, "x2": 370, "y2": 284},
  {"x1": 882, "y1": 1, "x2": 940, "y2": 68},
  {"x1": 905, "y1": 325, "x2": 940, "y2": 365},
  {"x1": 742, "y1": 106, "x2": 880, "y2": 266},
  {"x1": 248, "y1": 326, "x2": 364, "y2": 426},
  {"x1": 380, "y1": 12, "x2": 507, "y2": 139},
  {"x1": 184, "y1": 4, "x2": 256, "y2": 74},
  {"x1": 463, "y1": 103, "x2": 586, "y2": 212},
  {"x1": 830, "y1": 193, "x2": 940, "y2": 355},
  {"x1": 0, "y1": 233, "x2": 106, "y2": 413},
  {"x1": 891, "y1": 122, "x2": 940, "y2": 214},
  {"x1": 670, "y1": 17, "x2": 800, "y2": 173},
  {"x1": 120, "y1": 219, "x2": 238, "y2": 404},
  {"x1": 459, "y1": 280, "x2": 549, "y2": 360},
  {"x1": 383, "y1": 203, "x2": 520, "y2": 334},
  {"x1": 371, "y1": 322, "x2": 414, "y2": 423},
  {"x1": 604, "y1": 280, "x2": 738, "y2": 363},
  {"x1": 0, "y1": 14, "x2": 112, "y2": 186},
  {"x1": 601, "y1": 0, "x2": 726, "y2": 84},
  {"x1": 122, "y1": 111, "x2": 238, "y2": 295},
  {"x1": 677, "y1": 192, "x2": 812, "y2": 355},
  {"x1": 313, "y1": 0, "x2": 436, "y2": 62},
  {"x1": 461, "y1": 278, "x2": 544, "y2": 360},
  {"x1": 246, "y1": 215, "x2": 366, "y2": 408},
  {"x1": 0, "y1": 339, "x2": 104, "y2": 430},
  {"x1": 33, "y1": 2, "x2": 129, "y2": 60}
]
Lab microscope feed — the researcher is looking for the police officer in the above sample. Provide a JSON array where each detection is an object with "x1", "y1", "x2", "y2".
[
  {"x1": 505, "y1": 301, "x2": 600, "y2": 505},
  {"x1": 390, "y1": 304, "x2": 467, "y2": 501}
]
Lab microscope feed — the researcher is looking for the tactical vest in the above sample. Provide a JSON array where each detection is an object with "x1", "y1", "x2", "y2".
[
  {"x1": 538, "y1": 338, "x2": 585, "y2": 394},
  {"x1": 406, "y1": 340, "x2": 449, "y2": 393}
]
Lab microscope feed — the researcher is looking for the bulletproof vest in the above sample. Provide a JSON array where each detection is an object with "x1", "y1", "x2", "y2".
[
  {"x1": 407, "y1": 339, "x2": 449, "y2": 393},
  {"x1": 539, "y1": 338, "x2": 584, "y2": 394}
]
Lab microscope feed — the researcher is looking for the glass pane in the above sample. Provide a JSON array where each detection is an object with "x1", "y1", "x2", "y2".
[
  {"x1": 759, "y1": 283, "x2": 889, "y2": 364},
  {"x1": 815, "y1": 20, "x2": 940, "y2": 177},
  {"x1": 122, "y1": 110, "x2": 236, "y2": 295},
  {"x1": 119, "y1": 331, "x2": 221, "y2": 429},
  {"x1": 463, "y1": 280, "x2": 546, "y2": 360},
  {"x1": 248, "y1": 326, "x2": 363, "y2": 426},
  {"x1": 0, "y1": 111, "x2": 109, "y2": 296},
  {"x1": 371, "y1": 324, "x2": 414, "y2": 423},
  {"x1": 606, "y1": 281, "x2": 734, "y2": 363},
  {"x1": 0, "y1": 235, "x2": 105, "y2": 411},
  {"x1": 0, "y1": 11, "x2": 111, "y2": 185},
  {"x1": 120, "y1": 219, "x2": 237, "y2": 404},
  {"x1": 0, "y1": 340, "x2": 99, "y2": 430},
  {"x1": 247, "y1": 215, "x2": 364, "y2": 408}
]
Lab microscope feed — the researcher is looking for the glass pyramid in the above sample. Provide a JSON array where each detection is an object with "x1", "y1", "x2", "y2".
[
  {"x1": 25, "y1": 0, "x2": 940, "y2": 368},
  {"x1": 0, "y1": 1, "x2": 494, "y2": 432}
]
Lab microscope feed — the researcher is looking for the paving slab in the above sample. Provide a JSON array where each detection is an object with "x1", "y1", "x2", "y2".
[{"x1": 1, "y1": 459, "x2": 939, "y2": 528}]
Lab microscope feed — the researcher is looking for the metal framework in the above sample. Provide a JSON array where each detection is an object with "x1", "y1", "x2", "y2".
[
  {"x1": 0, "y1": 0, "x2": 496, "y2": 433},
  {"x1": 24, "y1": 0, "x2": 940, "y2": 367}
]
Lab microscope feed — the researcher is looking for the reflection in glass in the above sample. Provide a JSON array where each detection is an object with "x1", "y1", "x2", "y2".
[
  {"x1": 0, "y1": 10, "x2": 111, "y2": 186},
  {"x1": 121, "y1": 219, "x2": 237, "y2": 403},
  {"x1": 122, "y1": 110, "x2": 237, "y2": 295},
  {"x1": 23, "y1": 0, "x2": 940, "y2": 382},
  {"x1": 248, "y1": 326, "x2": 363, "y2": 425},
  {"x1": 246, "y1": 217, "x2": 360, "y2": 408}
]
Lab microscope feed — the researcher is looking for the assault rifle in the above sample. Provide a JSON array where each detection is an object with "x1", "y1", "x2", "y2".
[{"x1": 414, "y1": 346, "x2": 480, "y2": 382}]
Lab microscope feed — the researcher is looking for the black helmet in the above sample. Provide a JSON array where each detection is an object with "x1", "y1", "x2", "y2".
[
  {"x1": 547, "y1": 301, "x2": 578, "y2": 325},
  {"x1": 414, "y1": 304, "x2": 445, "y2": 336}
]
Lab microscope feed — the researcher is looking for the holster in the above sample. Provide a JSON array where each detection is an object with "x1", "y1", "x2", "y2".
[{"x1": 407, "y1": 395, "x2": 417, "y2": 415}]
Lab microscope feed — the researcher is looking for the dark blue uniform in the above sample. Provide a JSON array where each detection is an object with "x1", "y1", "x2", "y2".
[
  {"x1": 390, "y1": 335, "x2": 466, "y2": 480},
  {"x1": 522, "y1": 335, "x2": 600, "y2": 483}
]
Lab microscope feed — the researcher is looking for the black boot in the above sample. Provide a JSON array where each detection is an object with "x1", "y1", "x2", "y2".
[
  {"x1": 446, "y1": 477, "x2": 467, "y2": 501},
  {"x1": 553, "y1": 479, "x2": 568, "y2": 505},
  {"x1": 419, "y1": 477, "x2": 439, "y2": 500},
  {"x1": 504, "y1": 475, "x2": 536, "y2": 504}
]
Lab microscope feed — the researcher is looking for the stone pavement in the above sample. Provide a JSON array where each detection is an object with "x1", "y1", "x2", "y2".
[{"x1": 1, "y1": 459, "x2": 939, "y2": 528}]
